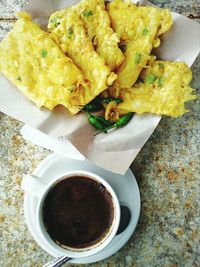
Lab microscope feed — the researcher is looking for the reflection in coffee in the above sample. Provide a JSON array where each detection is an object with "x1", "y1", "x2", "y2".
[{"x1": 43, "y1": 176, "x2": 114, "y2": 249}]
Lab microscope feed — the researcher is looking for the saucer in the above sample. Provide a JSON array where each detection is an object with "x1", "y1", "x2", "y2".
[{"x1": 23, "y1": 153, "x2": 140, "y2": 264}]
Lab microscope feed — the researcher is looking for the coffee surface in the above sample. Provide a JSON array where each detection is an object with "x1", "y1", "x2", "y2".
[{"x1": 43, "y1": 176, "x2": 114, "y2": 248}]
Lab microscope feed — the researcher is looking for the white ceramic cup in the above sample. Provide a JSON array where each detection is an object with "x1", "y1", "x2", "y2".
[{"x1": 21, "y1": 170, "x2": 120, "y2": 258}]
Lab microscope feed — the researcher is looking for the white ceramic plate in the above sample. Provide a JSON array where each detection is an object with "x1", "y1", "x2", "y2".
[{"x1": 24, "y1": 153, "x2": 140, "y2": 264}]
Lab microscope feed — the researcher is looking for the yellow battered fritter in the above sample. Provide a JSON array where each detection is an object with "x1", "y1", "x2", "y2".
[
  {"x1": 105, "y1": 61, "x2": 196, "y2": 118},
  {"x1": 0, "y1": 12, "x2": 95, "y2": 114},
  {"x1": 0, "y1": 3, "x2": 196, "y2": 120},
  {"x1": 107, "y1": 0, "x2": 173, "y2": 88},
  {"x1": 75, "y1": 0, "x2": 124, "y2": 70},
  {"x1": 48, "y1": 8, "x2": 117, "y2": 101}
]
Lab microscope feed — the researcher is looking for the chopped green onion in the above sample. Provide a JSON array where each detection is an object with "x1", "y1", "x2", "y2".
[
  {"x1": 142, "y1": 28, "x2": 150, "y2": 36},
  {"x1": 41, "y1": 49, "x2": 48, "y2": 58},
  {"x1": 83, "y1": 10, "x2": 93, "y2": 17},
  {"x1": 17, "y1": 76, "x2": 21, "y2": 81},
  {"x1": 135, "y1": 53, "x2": 141, "y2": 64},
  {"x1": 158, "y1": 75, "x2": 164, "y2": 87},
  {"x1": 50, "y1": 17, "x2": 60, "y2": 27},
  {"x1": 66, "y1": 85, "x2": 76, "y2": 92},
  {"x1": 67, "y1": 27, "x2": 73, "y2": 39},
  {"x1": 145, "y1": 73, "x2": 157, "y2": 84},
  {"x1": 159, "y1": 63, "x2": 164, "y2": 68}
]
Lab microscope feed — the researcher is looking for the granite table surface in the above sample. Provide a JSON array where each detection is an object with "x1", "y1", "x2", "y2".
[{"x1": 0, "y1": 0, "x2": 199, "y2": 266}]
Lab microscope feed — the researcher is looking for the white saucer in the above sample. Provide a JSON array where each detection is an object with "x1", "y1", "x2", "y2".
[{"x1": 24, "y1": 153, "x2": 140, "y2": 264}]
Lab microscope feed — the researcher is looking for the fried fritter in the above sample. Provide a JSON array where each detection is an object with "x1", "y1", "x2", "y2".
[
  {"x1": 75, "y1": 0, "x2": 124, "y2": 70},
  {"x1": 0, "y1": 12, "x2": 92, "y2": 114},
  {"x1": 48, "y1": 8, "x2": 117, "y2": 103},
  {"x1": 107, "y1": 0, "x2": 173, "y2": 88},
  {"x1": 105, "y1": 61, "x2": 196, "y2": 119}
]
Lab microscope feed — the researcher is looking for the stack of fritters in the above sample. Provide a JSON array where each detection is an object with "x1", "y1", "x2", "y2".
[{"x1": 0, "y1": 0, "x2": 196, "y2": 118}]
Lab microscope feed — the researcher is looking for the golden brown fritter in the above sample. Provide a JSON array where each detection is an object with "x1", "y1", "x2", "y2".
[
  {"x1": 107, "y1": 0, "x2": 173, "y2": 88},
  {"x1": 75, "y1": 0, "x2": 125, "y2": 70},
  {"x1": 0, "y1": 12, "x2": 91, "y2": 114},
  {"x1": 48, "y1": 8, "x2": 117, "y2": 109},
  {"x1": 105, "y1": 60, "x2": 196, "y2": 119}
]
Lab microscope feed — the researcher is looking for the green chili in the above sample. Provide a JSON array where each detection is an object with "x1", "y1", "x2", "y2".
[
  {"x1": 86, "y1": 112, "x2": 106, "y2": 131},
  {"x1": 83, "y1": 99, "x2": 103, "y2": 112},
  {"x1": 83, "y1": 10, "x2": 93, "y2": 17},
  {"x1": 83, "y1": 97, "x2": 123, "y2": 112},
  {"x1": 145, "y1": 73, "x2": 157, "y2": 84},
  {"x1": 135, "y1": 53, "x2": 141, "y2": 64},
  {"x1": 96, "y1": 116, "x2": 114, "y2": 127},
  {"x1": 41, "y1": 49, "x2": 48, "y2": 58},
  {"x1": 101, "y1": 97, "x2": 123, "y2": 104},
  {"x1": 115, "y1": 112, "x2": 134, "y2": 128},
  {"x1": 94, "y1": 113, "x2": 134, "y2": 135}
]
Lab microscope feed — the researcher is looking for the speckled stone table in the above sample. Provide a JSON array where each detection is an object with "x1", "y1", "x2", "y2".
[{"x1": 0, "y1": 1, "x2": 199, "y2": 267}]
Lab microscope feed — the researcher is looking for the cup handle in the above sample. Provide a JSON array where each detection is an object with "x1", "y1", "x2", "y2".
[{"x1": 21, "y1": 174, "x2": 47, "y2": 198}]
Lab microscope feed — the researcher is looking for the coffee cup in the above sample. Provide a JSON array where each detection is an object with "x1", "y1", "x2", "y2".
[{"x1": 21, "y1": 170, "x2": 120, "y2": 258}]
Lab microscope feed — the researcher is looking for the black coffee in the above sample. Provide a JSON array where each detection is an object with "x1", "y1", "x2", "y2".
[{"x1": 42, "y1": 176, "x2": 114, "y2": 249}]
